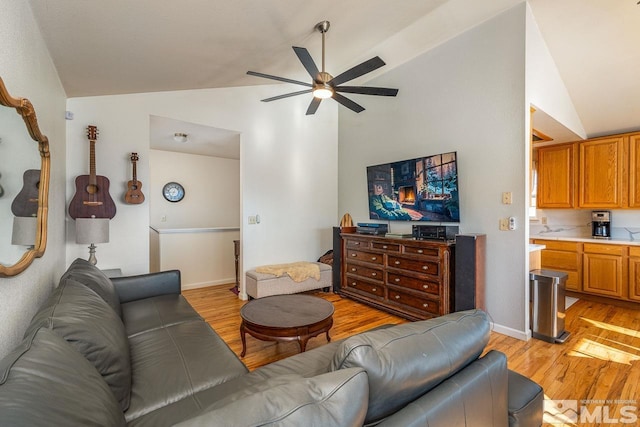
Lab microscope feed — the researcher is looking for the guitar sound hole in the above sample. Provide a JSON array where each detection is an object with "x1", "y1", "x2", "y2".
[{"x1": 86, "y1": 184, "x2": 98, "y2": 195}]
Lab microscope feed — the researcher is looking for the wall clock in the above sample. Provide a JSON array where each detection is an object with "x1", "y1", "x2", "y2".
[{"x1": 162, "y1": 182, "x2": 185, "y2": 202}]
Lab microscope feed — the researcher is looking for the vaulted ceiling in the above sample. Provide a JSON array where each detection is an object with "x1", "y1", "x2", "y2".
[{"x1": 29, "y1": 0, "x2": 640, "y2": 139}]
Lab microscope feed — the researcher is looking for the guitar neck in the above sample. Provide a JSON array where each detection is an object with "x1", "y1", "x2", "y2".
[
  {"x1": 132, "y1": 161, "x2": 137, "y2": 184},
  {"x1": 89, "y1": 140, "x2": 97, "y2": 186}
]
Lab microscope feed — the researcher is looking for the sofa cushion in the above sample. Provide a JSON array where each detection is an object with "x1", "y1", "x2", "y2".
[
  {"x1": 24, "y1": 277, "x2": 132, "y2": 411},
  {"x1": 330, "y1": 309, "x2": 490, "y2": 424},
  {"x1": 121, "y1": 293, "x2": 203, "y2": 338},
  {"x1": 125, "y1": 320, "x2": 249, "y2": 422},
  {"x1": 171, "y1": 368, "x2": 369, "y2": 427},
  {"x1": 62, "y1": 257, "x2": 122, "y2": 318},
  {"x1": 0, "y1": 327, "x2": 126, "y2": 427}
]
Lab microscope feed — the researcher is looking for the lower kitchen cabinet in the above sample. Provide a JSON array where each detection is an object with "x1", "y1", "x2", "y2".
[{"x1": 582, "y1": 243, "x2": 626, "y2": 299}]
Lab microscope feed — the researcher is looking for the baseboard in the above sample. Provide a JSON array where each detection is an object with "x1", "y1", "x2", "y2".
[
  {"x1": 182, "y1": 278, "x2": 235, "y2": 291},
  {"x1": 491, "y1": 322, "x2": 530, "y2": 341}
]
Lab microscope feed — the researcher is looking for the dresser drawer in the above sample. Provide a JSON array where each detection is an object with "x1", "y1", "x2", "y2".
[
  {"x1": 372, "y1": 242, "x2": 400, "y2": 252},
  {"x1": 347, "y1": 249, "x2": 383, "y2": 265},
  {"x1": 387, "y1": 272, "x2": 439, "y2": 296},
  {"x1": 346, "y1": 239, "x2": 370, "y2": 250},
  {"x1": 345, "y1": 263, "x2": 384, "y2": 282},
  {"x1": 388, "y1": 255, "x2": 439, "y2": 276},
  {"x1": 402, "y1": 244, "x2": 440, "y2": 257},
  {"x1": 344, "y1": 276, "x2": 384, "y2": 298},
  {"x1": 388, "y1": 289, "x2": 440, "y2": 315}
]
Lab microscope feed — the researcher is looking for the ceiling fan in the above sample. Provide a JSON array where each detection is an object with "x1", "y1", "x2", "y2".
[{"x1": 247, "y1": 21, "x2": 398, "y2": 115}]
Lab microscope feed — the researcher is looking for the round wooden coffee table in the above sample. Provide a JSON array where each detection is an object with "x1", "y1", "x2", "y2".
[{"x1": 240, "y1": 294, "x2": 334, "y2": 357}]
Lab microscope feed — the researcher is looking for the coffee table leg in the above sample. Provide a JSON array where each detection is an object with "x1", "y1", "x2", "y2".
[
  {"x1": 240, "y1": 322, "x2": 247, "y2": 357},
  {"x1": 326, "y1": 331, "x2": 331, "y2": 343},
  {"x1": 298, "y1": 336, "x2": 309, "y2": 353}
]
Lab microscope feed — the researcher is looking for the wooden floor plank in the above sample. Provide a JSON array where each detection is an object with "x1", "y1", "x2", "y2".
[{"x1": 184, "y1": 285, "x2": 640, "y2": 426}]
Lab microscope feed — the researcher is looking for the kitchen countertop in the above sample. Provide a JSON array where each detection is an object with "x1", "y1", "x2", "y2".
[
  {"x1": 529, "y1": 243, "x2": 546, "y2": 252},
  {"x1": 530, "y1": 235, "x2": 640, "y2": 246}
]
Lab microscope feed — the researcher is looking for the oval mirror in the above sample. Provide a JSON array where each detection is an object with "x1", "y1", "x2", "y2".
[{"x1": 0, "y1": 77, "x2": 50, "y2": 277}]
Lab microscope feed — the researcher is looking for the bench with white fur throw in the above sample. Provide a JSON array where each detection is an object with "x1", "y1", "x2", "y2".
[{"x1": 245, "y1": 261, "x2": 332, "y2": 299}]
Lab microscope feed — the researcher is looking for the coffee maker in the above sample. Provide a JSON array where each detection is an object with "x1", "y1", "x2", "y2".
[{"x1": 591, "y1": 211, "x2": 611, "y2": 239}]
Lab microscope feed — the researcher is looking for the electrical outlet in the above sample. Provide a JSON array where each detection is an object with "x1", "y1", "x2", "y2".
[
  {"x1": 161, "y1": 215, "x2": 167, "y2": 222},
  {"x1": 248, "y1": 215, "x2": 257, "y2": 224},
  {"x1": 499, "y1": 218, "x2": 509, "y2": 231},
  {"x1": 541, "y1": 216, "x2": 548, "y2": 225},
  {"x1": 502, "y1": 192, "x2": 512, "y2": 204}
]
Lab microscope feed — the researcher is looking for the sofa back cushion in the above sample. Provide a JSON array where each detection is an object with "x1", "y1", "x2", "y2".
[
  {"x1": 0, "y1": 327, "x2": 126, "y2": 426},
  {"x1": 62, "y1": 257, "x2": 122, "y2": 318},
  {"x1": 330, "y1": 309, "x2": 490, "y2": 424},
  {"x1": 24, "y1": 277, "x2": 132, "y2": 411},
  {"x1": 174, "y1": 368, "x2": 369, "y2": 427}
]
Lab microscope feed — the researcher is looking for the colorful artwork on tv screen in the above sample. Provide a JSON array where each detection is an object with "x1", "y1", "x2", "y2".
[{"x1": 367, "y1": 151, "x2": 460, "y2": 222}]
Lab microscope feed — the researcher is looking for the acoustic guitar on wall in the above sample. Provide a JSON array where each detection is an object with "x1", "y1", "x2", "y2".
[
  {"x1": 124, "y1": 152, "x2": 145, "y2": 204},
  {"x1": 11, "y1": 169, "x2": 40, "y2": 217},
  {"x1": 68, "y1": 125, "x2": 117, "y2": 219}
]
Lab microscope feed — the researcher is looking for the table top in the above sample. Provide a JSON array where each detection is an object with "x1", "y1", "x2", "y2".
[{"x1": 240, "y1": 294, "x2": 334, "y2": 328}]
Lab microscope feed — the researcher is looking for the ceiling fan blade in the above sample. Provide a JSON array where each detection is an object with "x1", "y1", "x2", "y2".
[
  {"x1": 293, "y1": 47, "x2": 320, "y2": 79},
  {"x1": 306, "y1": 98, "x2": 322, "y2": 115},
  {"x1": 332, "y1": 93, "x2": 365, "y2": 113},
  {"x1": 335, "y1": 86, "x2": 398, "y2": 97},
  {"x1": 329, "y1": 56, "x2": 386, "y2": 86},
  {"x1": 247, "y1": 71, "x2": 312, "y2": 87},
  {"x1": 261, "y1": 89, "x2": 312, "y2": 102}
]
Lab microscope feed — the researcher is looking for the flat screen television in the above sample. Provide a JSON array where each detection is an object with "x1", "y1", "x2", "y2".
[{"x1": 366, "y1": 151, "x2": 460, "y2": 222}]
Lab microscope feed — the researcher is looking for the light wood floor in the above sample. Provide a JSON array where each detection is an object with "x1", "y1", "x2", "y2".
[{"x1": 184, "y1": 286, "x2": 640, "y2": 426}]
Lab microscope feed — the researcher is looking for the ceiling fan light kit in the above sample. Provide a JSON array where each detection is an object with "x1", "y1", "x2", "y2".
[{"x1": 247, "y1": 20, "x2": 398, "y2": 115}]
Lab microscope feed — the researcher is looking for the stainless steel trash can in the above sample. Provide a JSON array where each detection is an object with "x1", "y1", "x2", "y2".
[{"x1": 529, "y1": 269, "x2": 570, "y2": 343}]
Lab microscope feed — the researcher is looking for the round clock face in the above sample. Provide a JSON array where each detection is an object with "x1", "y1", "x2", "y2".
[{"x1": 162, "y1": 182, "x2": 185, "y2": 202}]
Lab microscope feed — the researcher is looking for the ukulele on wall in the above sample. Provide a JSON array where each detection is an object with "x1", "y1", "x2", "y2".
[
  {"x1": 124, "y1": 152, "x2": 145, "y2": 204},
  {"x1": 68, "y1": 125, "x2": 117, "y2": 219}
]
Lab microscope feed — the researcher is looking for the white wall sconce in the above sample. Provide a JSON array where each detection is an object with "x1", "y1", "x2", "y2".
[
  {"x1": 173, "y1": 132, "x2": 188, "y2": 143},
  {"x1": 11, "y1": 216, "x2": 37, "y2": 248}
]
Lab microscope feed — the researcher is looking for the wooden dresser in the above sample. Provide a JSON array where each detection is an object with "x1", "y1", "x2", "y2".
[{"x1": 339, "y1": 234, "x2": 454, "y2": 321}]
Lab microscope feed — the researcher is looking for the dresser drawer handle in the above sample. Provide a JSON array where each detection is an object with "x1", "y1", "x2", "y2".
[
  {"x1": 371, "y1": 272, "x2": 377, "y2": 276},
  {"x1": 351, "y1": 267, "x2": 356, "y2": 272},
  {"x1": 351, "y1": 253, "x2": 357, "y2": 257},
  {"x1": 382, "y1": 245, "x2": 388, "y2": 249},
  {"x1": 423, "y1": 303, "x2": 429, "y2": 308},
  {"x1": 422, "y1": 265, "x2": 429, "y2": 270},
  {"x1": 372, "y1": 288, "x2": 377, "y2": 292},
  {"x1": 371, "y1": 257, "x2": 377, "y2": 261},
  {"x1": 417, "y1": 249, "x2": 423, "y2": 254},
  {"x1": 395, "y1": 295, "x2": 400, "y2": 300},
  {"x1": 352, "y1": 282, "x2": 357, "y2": 286},
  {"x1": 423, "y1": 284, "x2": 429, "y2": 289},
  {"x1": 354, "y1": 242, "x2": 360, "y2": 245},
  {"x1": 394, "y1": 278, "x2": 400, "y2": 282},
  {"x1": 394, "y1": 261, "x2": 401, "y2": 265}
]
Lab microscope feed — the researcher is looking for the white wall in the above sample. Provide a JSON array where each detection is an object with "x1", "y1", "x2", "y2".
[
  {"x1": 149, "y1": 149, "x2": 239, "y2": 229},
  {"x1": 526, "y1": 4, "x2": 586, "y2": 140},
  {"x1": 0, "y1": 0, "x2": 67, "y2": 358},
  {"x1": 66, "y1": 86, "x2": 338, "y2": 298},
  {"x1": 339, "y1": 5, "x2": 529, "y2": 337}
]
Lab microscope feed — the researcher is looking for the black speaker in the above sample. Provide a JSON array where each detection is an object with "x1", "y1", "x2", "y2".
[
  {"x1": 332, "y1": 227, "x2": 342, "y2": 292},
  {"x1": 454, "y1": 234, "x2": 486, "y2": 311}
]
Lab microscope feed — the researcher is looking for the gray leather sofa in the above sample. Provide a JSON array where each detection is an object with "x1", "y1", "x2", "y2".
[{"x1": 0, "y1": 258, "x2": 543, "y2": 426}]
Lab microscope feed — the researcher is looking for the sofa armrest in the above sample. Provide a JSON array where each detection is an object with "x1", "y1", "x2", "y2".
[{"x1": 111, "y1": 270, "x2": 181, "y2": 303}]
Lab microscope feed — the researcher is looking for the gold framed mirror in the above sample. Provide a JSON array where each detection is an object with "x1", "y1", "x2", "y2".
[{"x1": 0, "y1": 77, "x2": 50, "y2": 277}]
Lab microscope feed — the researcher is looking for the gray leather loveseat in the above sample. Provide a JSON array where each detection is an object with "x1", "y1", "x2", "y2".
[{"x1": 0, "y1": 258, "x2": 543, "y2": 426}]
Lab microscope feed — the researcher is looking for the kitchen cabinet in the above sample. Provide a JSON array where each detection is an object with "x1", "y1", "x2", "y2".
[
  {"x1": 630, "y1": 133, "x2": 640, "y2": 208},
  {"x1": 533, "y1": 239, "x2": 582, "y2": 291},
  {"x1": 578, "y1": 136, "x2": 627, "y2": 208},
  {"x1": 582, "y1": 243, "x2": 626, "y2": 299},
  {"x1": 629, "y1": 247, "x2": 640, "y2": 301},
  {"x1": 536, "y1": 143, "x2": 577, "y2": 208}
]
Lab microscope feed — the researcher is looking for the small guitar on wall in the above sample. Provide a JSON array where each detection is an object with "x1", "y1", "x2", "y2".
[
  {"x1": 68, "y1": 125, "x2": 117, "y2": 219},
  {"x1": 124, "y1": 152, "x2": 145, "y2": 204}
]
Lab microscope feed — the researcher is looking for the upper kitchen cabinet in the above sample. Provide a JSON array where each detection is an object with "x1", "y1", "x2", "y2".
[
  {"x1": 578, "y1": 136, "x2": 627, "y2": 208},
  {"x1": 537, "y1": 143, "x2": 577, "y2": 208},
  {"x1": 630, "y1": 133, "x2": 640, "y2": 208}
]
